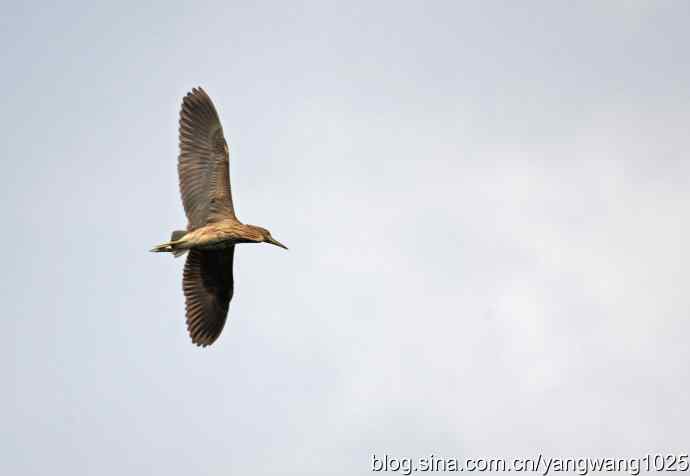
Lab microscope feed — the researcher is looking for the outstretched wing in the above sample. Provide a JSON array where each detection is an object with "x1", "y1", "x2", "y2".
[
  {"x1": 178, "y1": 87, "x2": 235, "y2": 230},
  {"x1": 182, "y1": 248, "x2": 235, "y2": 347}
]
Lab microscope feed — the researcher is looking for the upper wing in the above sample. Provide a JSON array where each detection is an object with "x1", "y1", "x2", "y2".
[
  {"x1": 182, "y1": 248, "x2": 235, "y2": 347},
  {"x1": 178, "y1": 87, "x2": 235, "y2": 230}
]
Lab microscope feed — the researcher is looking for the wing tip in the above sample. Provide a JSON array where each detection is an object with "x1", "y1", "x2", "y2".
[
  {"x1": 179, "y1": 86, "x2": 216, "y2": 121},
  {"x1": 185, "y1": 86, "x2": 208, "y2": 101},
  {"x1": 187, "y1": 322, "x2": 221, "y2": 347}
]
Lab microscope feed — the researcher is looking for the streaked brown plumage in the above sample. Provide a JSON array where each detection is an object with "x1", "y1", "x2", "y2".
[{"x1": 151, "y1": 87, "x2": 287, "y2": 347}]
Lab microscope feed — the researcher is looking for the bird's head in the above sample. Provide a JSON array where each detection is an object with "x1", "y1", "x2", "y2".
[{"x1": 248, "y1": 225, "x2": 288, "y2": 250}]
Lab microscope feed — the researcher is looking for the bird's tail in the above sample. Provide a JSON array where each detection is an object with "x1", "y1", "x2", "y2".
[{"x1": 150, "y1": 230, "x2": 188, "y2": 257}]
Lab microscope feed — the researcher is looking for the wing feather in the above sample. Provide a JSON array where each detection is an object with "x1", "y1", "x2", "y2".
[
  {"x1": 178, "y1": 87, "x2": 235, "y2": 229},
  {"x1": 182, "y1": 248, "x2": 235, "y2": 347}
]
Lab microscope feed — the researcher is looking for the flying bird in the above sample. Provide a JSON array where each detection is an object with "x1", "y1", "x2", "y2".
[{"x1": 151, "y1": 87, "x2": 287, "y2": 347}]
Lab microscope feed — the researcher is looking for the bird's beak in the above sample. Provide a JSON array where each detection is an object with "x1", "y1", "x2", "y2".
[{"x1": 267, "y1": 237, "x2": 288, "y2": 250}]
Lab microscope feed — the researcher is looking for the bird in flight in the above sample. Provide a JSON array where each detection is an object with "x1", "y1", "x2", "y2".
[{"x1": 151, "y1": 87, "x2": 287, "y2": 347}]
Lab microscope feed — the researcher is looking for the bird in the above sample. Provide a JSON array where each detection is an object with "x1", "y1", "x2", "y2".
[{"x1": 151, "y1": 87, "x2": 287, "y2": 347}]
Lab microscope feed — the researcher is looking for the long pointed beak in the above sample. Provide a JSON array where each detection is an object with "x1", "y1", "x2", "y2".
[{"x1": 267, "y1": 237, "x2": 288, "y2": 250}]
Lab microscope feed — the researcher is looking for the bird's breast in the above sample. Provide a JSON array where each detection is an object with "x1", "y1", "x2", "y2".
[{"x1": 186, "y1": 224, "x2": 239, "y2": 250}]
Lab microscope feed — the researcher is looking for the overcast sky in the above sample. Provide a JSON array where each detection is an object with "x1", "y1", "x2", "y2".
[{"x1": 2, "y1": 1, "x2": 689, "y2": 474}]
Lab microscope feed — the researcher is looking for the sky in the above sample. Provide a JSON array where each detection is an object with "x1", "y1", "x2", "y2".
[{"x1": 2, "y1": 1, "x2": 689, "y2": 474}]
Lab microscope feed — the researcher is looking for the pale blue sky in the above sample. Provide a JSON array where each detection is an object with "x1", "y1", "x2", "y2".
[{"x1": 3, "y1": 1, "x2": 689, "y2": 474}]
